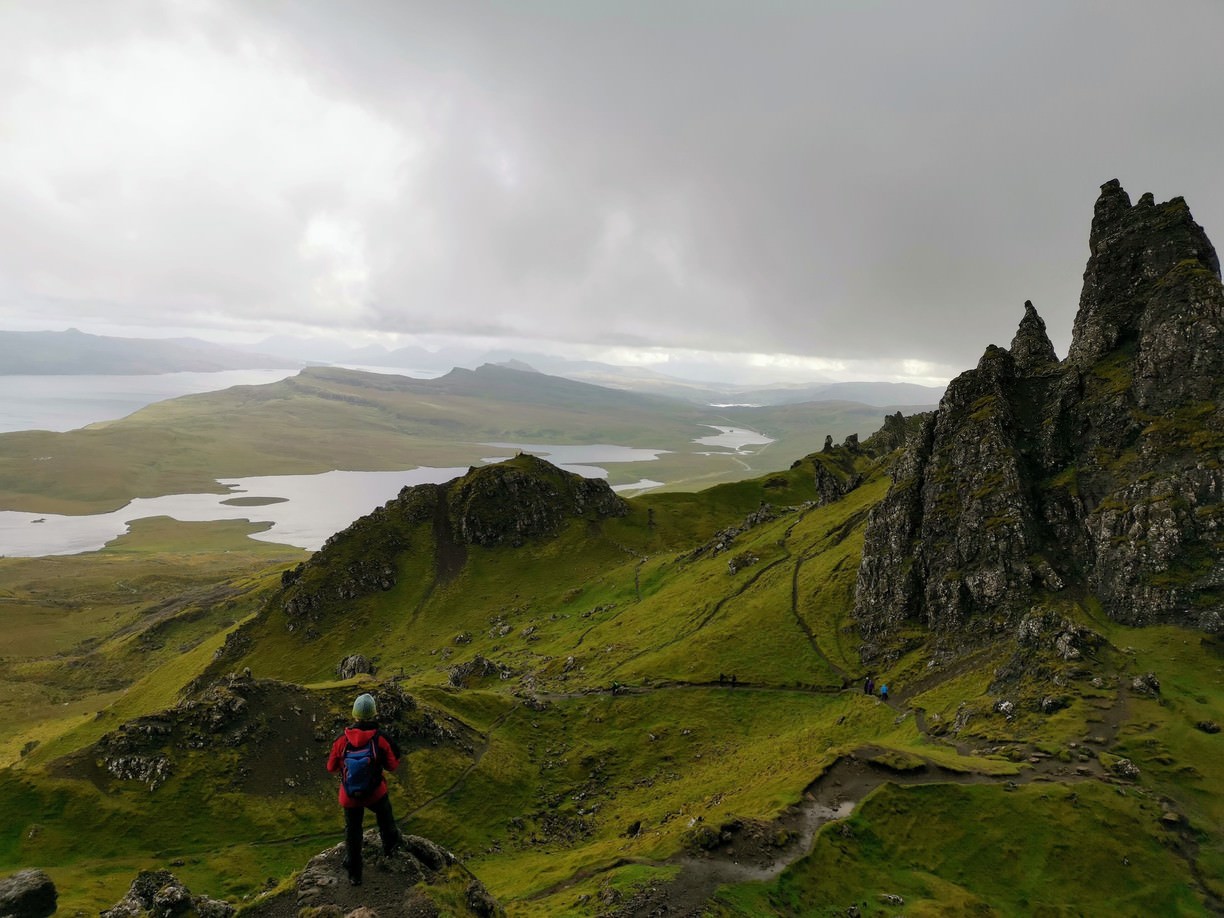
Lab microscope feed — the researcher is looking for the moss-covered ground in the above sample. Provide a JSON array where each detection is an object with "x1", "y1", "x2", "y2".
[{"x1": 0, "y1": 452, "x2": 1220, "y2": 915}]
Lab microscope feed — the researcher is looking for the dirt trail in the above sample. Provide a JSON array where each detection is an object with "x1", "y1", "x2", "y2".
[
  {"x1": 524, "y1": 743, "x2": 1104, "y2": 918},
  {"x1": 608, "y1": 745, "x2": 1112, "y2": 918}
]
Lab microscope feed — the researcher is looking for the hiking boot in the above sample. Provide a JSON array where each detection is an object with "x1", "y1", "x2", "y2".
[{"x1": 383, "y1": 831, "x2": 405, "y2": 856}]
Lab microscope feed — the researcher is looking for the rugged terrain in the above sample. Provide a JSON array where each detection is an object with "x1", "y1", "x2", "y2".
[{"x1": 1, "y1": 181, "x2": 1221, "y2": 916}]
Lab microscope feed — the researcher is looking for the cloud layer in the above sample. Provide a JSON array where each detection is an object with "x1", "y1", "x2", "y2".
[{"x1": 2, "y1": 1, "x2": 1222, "y2": 381}]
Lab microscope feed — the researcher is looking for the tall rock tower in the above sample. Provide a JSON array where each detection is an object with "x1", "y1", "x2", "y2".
[{"x1": 854, "y1": 180, "x2": 1224, "y2": 650}]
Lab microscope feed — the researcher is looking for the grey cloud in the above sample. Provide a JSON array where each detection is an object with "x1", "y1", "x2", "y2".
[{"x1": 2, "y1": 0, "x2": 1223, "y2": 377}]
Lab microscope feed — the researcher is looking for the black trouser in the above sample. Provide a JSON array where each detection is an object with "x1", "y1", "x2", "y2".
[{"x1": 343, "y1": 795, "x2": 400, "y2": 879}]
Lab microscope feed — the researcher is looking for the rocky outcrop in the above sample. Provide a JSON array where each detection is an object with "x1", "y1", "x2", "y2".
[
  {"x1": 242, "y1": 829, "x2": 502, "y2": 917},
  {"x1": 448, "y1": 454, "x2": 628, "y2": 547},
  {"x1": 686, "y1": 504, "x2": 782, "y2": 560},
  {"x1": 100, "y1": 832, "x2": 502, "y2": 918},
  {"x1": 101, "y1": 870, "x2": 232, "y2": 918},
  {"x1": 0, "y1": 869, "x2": 57, "y2": 918},
  {"x1": 1010, "y1": 300, "x2": 1058, "y2": 373},
  {"x1": 855, "y1": 181, "x2": 1224, "y2": 646},
  {"x1": 83, "y1": 676, "x2": 443, "y2": 797},
  {"x1": 336, "y1": 654, "x2": 376, "y2": 680},
  {"x1": 449, "y1": 655, "x2": 514, "y2": 688},
  {"x1": 861, "y1": 411, "x2": 928, "y2": 456},
  {"x1": 277, "y1": 457, "x2": 627, "y2": 627},
  {"x1": 1068, "y1": 179, "x2": 1220, "y2": 373}
]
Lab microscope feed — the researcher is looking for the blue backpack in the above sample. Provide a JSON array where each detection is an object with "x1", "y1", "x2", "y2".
[{"x1": 341, "y1": 734, "x2": 382, "y2": 798}]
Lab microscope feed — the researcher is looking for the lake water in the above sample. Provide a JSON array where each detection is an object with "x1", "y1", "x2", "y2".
[
  {"x1": 0, "y1": 383, "x2": 771, "y2": 557},
  {"x1": 693, "y1": 425, "x2": 776, "y2": 452},
  {"x1": 0, "y1": 370, "x2": 303, "y2": 433},
  {"x1": 0, "y1": 448, "x2": 673, "y2": 557}
]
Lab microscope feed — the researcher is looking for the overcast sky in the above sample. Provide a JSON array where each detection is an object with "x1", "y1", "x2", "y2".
[{"x1": 1, "y1": 1, "x2": 1221, "y2": 385}]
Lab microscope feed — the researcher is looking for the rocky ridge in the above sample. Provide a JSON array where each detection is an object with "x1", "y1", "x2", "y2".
[
  {"x1": 855, "y1": 180, "x2": 1224, "y2": 649},
  {"x1": 276, "y1": 454, "x2": 628, "y2": 628}
]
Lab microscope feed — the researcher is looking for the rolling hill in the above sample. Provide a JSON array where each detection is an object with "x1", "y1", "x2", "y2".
[{"x1": 0, "y1": 363, "x2": 908, "y2": 514}]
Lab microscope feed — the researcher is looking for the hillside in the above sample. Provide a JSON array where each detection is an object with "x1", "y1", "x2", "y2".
[
  {"x1": 0, "y1": 363, "x2": 899, "y2": 514},
  {"x1": 1, "y1": 180, "x2": 1221, "y2": 916}
]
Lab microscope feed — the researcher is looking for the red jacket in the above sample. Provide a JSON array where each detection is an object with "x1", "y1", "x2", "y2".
[{"x1": 327, "y1": 725, "x2": 400, "y2": 808}]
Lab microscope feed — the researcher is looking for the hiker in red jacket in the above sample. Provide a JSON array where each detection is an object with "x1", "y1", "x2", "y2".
[{"x1": 326, "y1": 692, "x2": 404, "y2": 886}]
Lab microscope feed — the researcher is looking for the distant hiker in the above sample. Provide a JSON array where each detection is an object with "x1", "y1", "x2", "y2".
[
  {"x1": 327, "y1": 692, "x2": 404, "y2": 886},
  {"x1": 879, "y1": 683, "x2": 889, "y2": 702},
  {"x1": 864, "y1": 675, "x2": 875, "y2": 696},
  {"x1": 730, "y1": 674, "x2": 738, "y2": 687}
]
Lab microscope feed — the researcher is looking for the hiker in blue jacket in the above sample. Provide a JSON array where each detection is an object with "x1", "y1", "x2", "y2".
[{"x1": 326, "y1": 693, "x2": 403, "y2": 885}]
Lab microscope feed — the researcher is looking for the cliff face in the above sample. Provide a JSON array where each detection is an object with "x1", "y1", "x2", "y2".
[{"x1": 855, "y1": 181, "x2": 1224, "y2": 646}]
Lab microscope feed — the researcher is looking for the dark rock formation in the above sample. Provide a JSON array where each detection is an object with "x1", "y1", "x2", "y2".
[
  {"x1": 861, "y1": 411, "x2": 928, "y2": 456},
  {"x1": 277, "y1": 456, "x2": 627, "y2": 627},
  {"x1": 1010, "y1": 300, "x2": 1058, "y2": 373},
  {"x1": 686, "y1": 504, "x2": 782, "y2": 560},
  {"x1": 99, "y1": 832, "x2": 501, "y2": 918},
  {"x1": 101, "y1": 870, "x2": 232, "y2": 918},
  {"x1": 448, "y1": 454, "x2": 628, "y2": 547},
  {"x1": 336, "y1": 654, "x2": 376, "y2": 680},
  {"x1": 449, "y1": 655, "x2": 514, "y2": 688},
  {"x1": 0, "y1": 869, "x2": 57, "y2": 918},
  {"x1": 1068, "y1": 179, "x2": 1220, "y2": 373},
  {"x1": 241, "y1": 829, "x2": 502, "y2": 917},
  {"x1": 810, "y1": 444, "x2": 865, "y2": 506},
  {"x1": 855, "y1": 181, "x2": 1224, "y2": 646},
  {"x1": 79, "y1": 675, "x2": 453, "y2": 799}
]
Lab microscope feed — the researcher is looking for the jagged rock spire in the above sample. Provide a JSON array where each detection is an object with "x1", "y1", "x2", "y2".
[
  {"x1": 1009, "y1": 300, "x2": 1058, "y2": 373},
  {"x1": 1068, "y1": 179, "x2": 1221, "y2": 368},
  {"x1": 855, "y1": 180, "x2": 1224, "y2": 644}
]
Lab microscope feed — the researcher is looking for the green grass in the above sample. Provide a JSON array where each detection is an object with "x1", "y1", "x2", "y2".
[
  {"x1": 720, "y1": 782, "x2": 1207, "y2": 916},
  {"x1": 0, "y1": 519, "x2": 304, "y2": 765},
  {"x1": 1, "y1": 452, "x2": 1221, "y2": 915}
]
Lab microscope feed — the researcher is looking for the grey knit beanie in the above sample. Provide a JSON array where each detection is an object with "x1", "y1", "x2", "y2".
[{"x1": 352, "y1": 693, "x2": 377, "y2": 720}]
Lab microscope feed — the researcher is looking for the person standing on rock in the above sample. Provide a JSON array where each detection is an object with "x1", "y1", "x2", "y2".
[{"x1": 327, "y1": 692, "x2": 404, "y2": 886}]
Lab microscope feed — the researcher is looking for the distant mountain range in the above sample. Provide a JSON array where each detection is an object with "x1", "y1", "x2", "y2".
[
  {"x1": 240, "y1": 336, "x2": 947, "y2": 407},
  {"x1": 0, "y1": 328, "x2": 301, "y2": 374},
  {"x1": 0, "y1": 327, "x2": 946, "y2": 408}
]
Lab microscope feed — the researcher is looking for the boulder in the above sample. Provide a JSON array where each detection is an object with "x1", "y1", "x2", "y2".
[
  {"x1": 337, "y1": 655, "x2": 376, "y2": 680},
  {"x1": 0, "y1": 870, "x2": 56, "y2": 918},
  {"x1": 1131, "y1": 672, "x2": 1161, "y2": 695}
]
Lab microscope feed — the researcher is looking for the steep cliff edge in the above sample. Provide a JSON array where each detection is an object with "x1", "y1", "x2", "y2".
[{"x1": 855, "y1": 180, "x2": 1224, "y2": 649}]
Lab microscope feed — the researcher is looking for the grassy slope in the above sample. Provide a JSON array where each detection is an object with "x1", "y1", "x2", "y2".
[
  {"x1": 0, "y1": 454, "x2": 1219, "y2": 915},
  {"x1": 0, "y1": 366, "x2": 895, "y2": 513},
  {"x1": 0, "y1": 519, "x2": 305, "y2": 766}
]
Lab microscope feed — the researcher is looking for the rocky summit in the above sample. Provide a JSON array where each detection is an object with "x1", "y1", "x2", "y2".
[
  {"x1": 275, "y1": 453, "x2": 629, "y2": 629},
  {"x1": 855, "y1": 180, "x2": 1224, "y2": 648}
]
